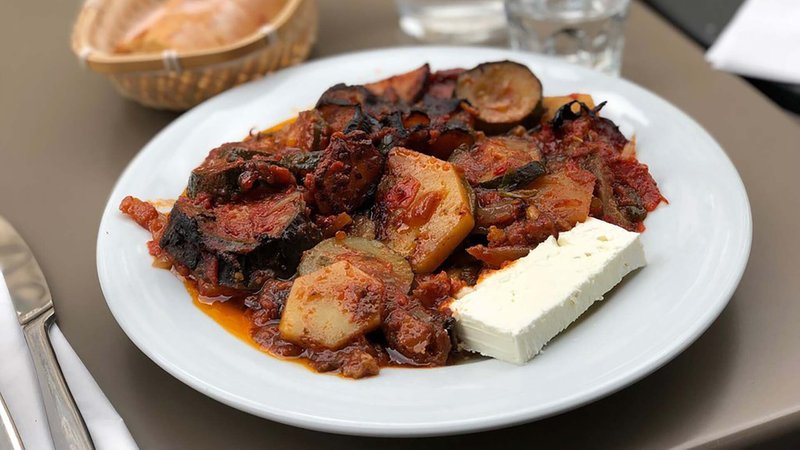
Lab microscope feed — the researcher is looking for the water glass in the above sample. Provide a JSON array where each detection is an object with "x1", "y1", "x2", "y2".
[
  {"x1": 395, "y1": 0, "x2": 508, "y2": 45},
  {"x1": 504, "y1": 0, "x2": 631, "y2": 76}
]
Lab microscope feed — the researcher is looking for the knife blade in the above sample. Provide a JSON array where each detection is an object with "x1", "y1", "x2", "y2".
[
  {"x1": 0, "y1": 217, "x2": 94, "y2": 450},
  {"x1": 0, "y1": 391, "x2": 24, "y2": 450}
]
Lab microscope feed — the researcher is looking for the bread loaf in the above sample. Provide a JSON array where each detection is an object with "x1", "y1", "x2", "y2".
[{"x1": 115, "y1": 0, "x2": 286, "y2": 53}]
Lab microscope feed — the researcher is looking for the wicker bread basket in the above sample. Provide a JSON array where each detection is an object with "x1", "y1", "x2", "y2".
[{"x1": 71, "y1": 0, "x2": 318, "y2": 111}]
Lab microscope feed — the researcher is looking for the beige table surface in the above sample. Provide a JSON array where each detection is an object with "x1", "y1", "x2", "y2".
[{"x1": 2, "y1": 1, "x2": 799, "y2": 448}]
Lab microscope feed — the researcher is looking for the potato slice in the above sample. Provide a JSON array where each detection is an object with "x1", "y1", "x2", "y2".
[
  {"x1": 376, "y1": 147, "x2": 475, "y2": 273},
  {"x1": 279, "y1": 261, "x2": 384, "y2": 350},
  {"x1": 542, "y1": 94, "x2": 596, "y2": 122},
  {"x1": 298, "y1": 236, "x2": 414, "y2": 294},
  {"x1": 526, "y1": 164, "x2": 596, "y2": 226}
]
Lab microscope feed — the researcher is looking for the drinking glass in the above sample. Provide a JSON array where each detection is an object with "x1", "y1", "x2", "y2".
[
  {"x1": 395, "y1": 0, "x2": 508, "y2": 45},
  {"x1": 504, "y1": 0, "x2": 631, "y2": 75}
]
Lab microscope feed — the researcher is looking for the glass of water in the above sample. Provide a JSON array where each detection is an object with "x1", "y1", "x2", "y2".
[
  {"x1": 395, "y1": 0, "x2": 508, "y2": 45},
  {"x1": 504, "y1": 0, "x2": 631, "y2": 76}
]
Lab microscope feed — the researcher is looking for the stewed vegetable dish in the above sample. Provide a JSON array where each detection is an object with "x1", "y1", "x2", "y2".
[{"x1": 121, "y1": 61, "x2": 665, "y2": 378}]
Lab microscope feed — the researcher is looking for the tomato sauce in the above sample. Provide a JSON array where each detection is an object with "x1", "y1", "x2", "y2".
[
  {"x1": 185, "y1": 278, "x2": 390, "y2": 378},
  {"x1": 184, "y1": 280, "x2": 253, "y2": 344},
  {"x1": 184, "y1": 273, "x2": 465, "y2": 378}
]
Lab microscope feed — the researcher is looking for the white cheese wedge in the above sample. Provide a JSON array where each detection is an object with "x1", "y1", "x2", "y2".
[{"x1": 450, "y1": 218, "x2": 646, "y2": 364}]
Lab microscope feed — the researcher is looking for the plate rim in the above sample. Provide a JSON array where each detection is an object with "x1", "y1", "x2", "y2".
[{"x1": 96, "y1": 45, "x2": 753, "y2": 437}]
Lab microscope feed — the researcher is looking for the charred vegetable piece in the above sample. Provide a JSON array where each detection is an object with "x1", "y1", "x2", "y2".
[
  {"x1": 474, "y1": 196, "x2": 526, "y2": 231},
  {"x1": 466, "y1": 245, "x2": 531, "y2": 268},
  {"x1": 376, "y1": 147, "x2": 475, "y2": 273},
  {"x1": 277, "y1": 151, "x2": 322, "y2": 177},
  {"x1": 542, "y1": 94, "x2": 596, "y2": 122},
  {"x1": 402, "y1": 109, "x2": 431, "y2": 130},
  {"x1": 310, "y1": 131, "x2": 385, "y2": 215},
  {"x1": 371, "y1": 111, "x2": 412, "y2": 153},
  {"x1": 382, "y1": 301, "x2": 451, "y2": 366},
  {"x1": 369, "y1": 92, "x2": 476, "y2": 159},
  {"x1": 343, "y1": 104, "x2": 380, "y2": 135},
  {"x1": 424, "y1": 100, "x2": 477, "y2": 160},
  {"x1": 582, "y1": 154, "x2": 634, "y2": 230},
  {"x1": 449, "y1": 134, "x2": 543, "y2": 187},
  {"x1": 380, "y1": 106, "x2": 475, "y2": 160},
  {"x1": 159, "y1": 191, "x2": 322, "y2": 289},
  {"x1": 316, "y1": 83, "x2": 399, "y2": 125},
  {"x1": 479, "y1": 161, "x2": 546, "y2": 190},
  {"x1": 317, "y1": 103, "x2": 359, "y2": 134},
  {"x1": 279, "y1": 261, "x2": 384, "y2": 350},
  {"x1": 315, "y1": 84, "x2": 372, "y2": 134},
  {"x1": 421, "y1": 95, "x2": 462, "y2": 117},
  {"x1": 187, "y1": 142, "x2": 294, "y2": 202},
  {"x1": 609, "y1": 158, "x2": 665, "y2": 212},
  {"x1": 550, "y1": 100, "x2": 592, "y2": 129},
  {"x1": 298, "y1": 236, "x2": 414, "y2": 294},
  {"x1": 455, "y1": 61, "x2": 543, "y2": 133},
  {"x1": 592, "y1": 114, "x2": 629, "y2": 151},
  {"x1": 549, "y1": 100, "x2": 616, "y2": 137},
  {"x1": 275, "y1": 110, "x2": 329, "y2": 152},
  {"x1": 426, "y1": 68, "x2": 464, "y2": 99},
  {"x1": 316, "y1": 83, "x2": 371, "y2": 108},
  {"x1": 426, "y1": 123, "x2": 475, "y2": 160},
  {"x1": 207, "y1": 141, "x2": 273, "y2": 161},
  {"x1": 365, "y1": 64, "x2": 430, "y2": 104}
]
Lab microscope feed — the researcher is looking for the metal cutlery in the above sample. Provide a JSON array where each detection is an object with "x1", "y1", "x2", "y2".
[
  {"x1": 0, "y1": 217, "x2": 94, "y2": 450},
  {"x1": 0, "y1": 391, "x2": 24, "y2": 450}
]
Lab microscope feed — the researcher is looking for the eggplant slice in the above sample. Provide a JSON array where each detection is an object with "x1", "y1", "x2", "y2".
[
  {"x1": 187, "y1": 142, "x2": 295, "y2": 202},
  {"x1": 365, "y1": 64, "x2": 430, "y2": 104},
  {"x1": 309, "y1": 130, "x2": 385, "y2": 215},
  {"x1": 160, "y1": 191, "x2": 322, "y2": 289},
  {"x1": 455, "y1": 60, "x2": 543, "y2": 133},
  {"x1": 479, "y1": 160, "x2": 546, "y2": 190}
]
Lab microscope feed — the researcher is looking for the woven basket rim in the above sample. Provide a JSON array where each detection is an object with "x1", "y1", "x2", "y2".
[{"x1": 71, "y1": 0, "x2": 304, "y2": 74}]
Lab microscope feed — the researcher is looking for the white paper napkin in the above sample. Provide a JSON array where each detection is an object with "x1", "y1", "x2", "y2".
[
  {"x1": 0, "y1": 275, "x2": 138, "y2": 449},
  {"x1": 706, "y1": 0, "x2": 800, "y2": 84}
]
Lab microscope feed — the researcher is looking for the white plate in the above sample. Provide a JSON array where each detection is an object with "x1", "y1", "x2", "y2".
[{"x1": 97, "y1": 47, "x2": 751, "y2": 437}]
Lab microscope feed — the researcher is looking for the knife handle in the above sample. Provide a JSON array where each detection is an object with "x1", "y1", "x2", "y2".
[{"x1": 22, "y1": 309, "x2": 94, "y2": 450}]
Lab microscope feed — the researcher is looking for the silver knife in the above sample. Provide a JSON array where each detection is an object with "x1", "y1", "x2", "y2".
[
  {"x1": 0, "y1": 391, "x2": 24, "y2": 450},
  {"x1": 0, "y1": 217, "x2": 94, "y2": 450}
]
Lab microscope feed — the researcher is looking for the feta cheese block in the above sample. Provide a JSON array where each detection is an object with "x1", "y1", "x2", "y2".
[{"x1": 450, "y1": 218, "x2": 646, "y2": 364}]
